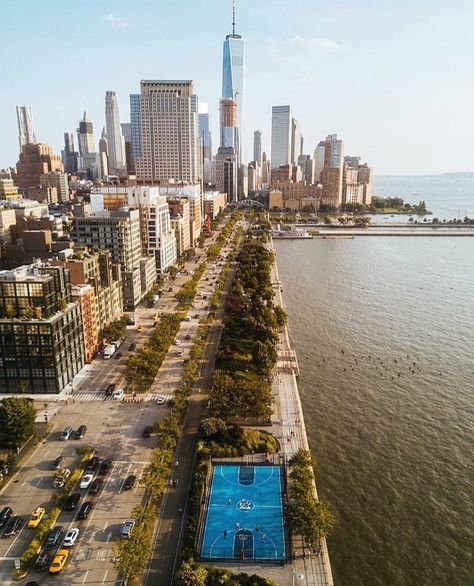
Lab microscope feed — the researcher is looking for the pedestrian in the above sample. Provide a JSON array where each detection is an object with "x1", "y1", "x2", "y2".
[{"x1": 236, "y1": 522, "x2": 240, "y2": 530}]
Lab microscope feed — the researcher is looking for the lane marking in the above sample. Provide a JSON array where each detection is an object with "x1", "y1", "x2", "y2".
[{"x1": 82, "y1": 569, "x2": 89, "y2": 583}]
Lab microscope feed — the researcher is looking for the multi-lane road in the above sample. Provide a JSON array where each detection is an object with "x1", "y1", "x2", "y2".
[{"x1": 0, "y1": 220, "x2": 242, "y2": 585}]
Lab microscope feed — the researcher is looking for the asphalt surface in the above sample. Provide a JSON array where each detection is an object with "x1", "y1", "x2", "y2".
[{"x1": 0, "y1": 220, "x2": 240, "y2": 585}]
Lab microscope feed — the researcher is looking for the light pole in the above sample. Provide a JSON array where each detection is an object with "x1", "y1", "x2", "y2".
[{"x1": 292, "y1": 570, "x2": 304, "y2": 586}]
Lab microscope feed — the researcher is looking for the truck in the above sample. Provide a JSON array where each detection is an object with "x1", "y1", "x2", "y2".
[{"x1": 103, "y1": 344, "x2": 116, "y2": 359}]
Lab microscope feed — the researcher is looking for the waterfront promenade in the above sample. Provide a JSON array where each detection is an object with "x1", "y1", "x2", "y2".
[{"x1": 235, "y1": 238, "x2": 334, "y2": 586}]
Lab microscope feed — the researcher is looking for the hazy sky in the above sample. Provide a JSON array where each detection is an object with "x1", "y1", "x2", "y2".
[{"x1": 1, "y1": 0, "x2": 473, "y2": 174}]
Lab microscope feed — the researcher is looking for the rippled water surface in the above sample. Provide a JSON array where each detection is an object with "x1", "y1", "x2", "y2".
[{"x1": 275, "y1": 237, "x2": 474, "y2": 586}]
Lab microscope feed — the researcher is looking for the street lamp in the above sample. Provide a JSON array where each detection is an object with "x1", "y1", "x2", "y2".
[{"x1": 292, "y1": 570, "x2": 304, "y2": 586}]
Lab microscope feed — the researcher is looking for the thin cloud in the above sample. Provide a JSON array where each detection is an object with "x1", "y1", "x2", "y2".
[
  {"x1": 267, "y1": 35, "x2": 349, "y2": 54},
  {"x1": 103, "y1": 13, "x2": 130, "y2": 30}
]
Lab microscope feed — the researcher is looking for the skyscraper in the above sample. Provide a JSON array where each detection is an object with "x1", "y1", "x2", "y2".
[
  {"x1": 321, "y1": 134, "x2": 344, "y2": 207},
  {"x1": 220, "y1": 98, "x2": 238, "y2": 149},
  {"x1": 105, "y1": 91, "x2": 126, "y2": 175},
  {"x1": 16, "y1": 105, "x2": 37, "y2": 149},
  {"x1": 130, "y1": 94, "x2": 142, "y2": 166},
  {"x1": 62, "y1": 132, "x2": 79, "y2": 175},
  {"x1": 121, "y1": 123, "x2": 134, "y2": 174},
  {"x1": 291, "y1": 118, "x2": 303, "y2": 165},
  {"x1": 221, "y1": 1, "x2": 245, "y2": 165},
  {"x1": 77, "y1": 112, "x2": 94, "y2": 156},
  {"x1": 271, "y1": 106, "x2": 291, "y2": 169},
  {"x1": 135, "y1": 80, "x2": 201, "y2": 184},
  {"x1": 253, "y1": 130, "x2": 262, "y2": 164},
  {"x1": 199, "y1": 103, "x2": 213, "y2": 185}
]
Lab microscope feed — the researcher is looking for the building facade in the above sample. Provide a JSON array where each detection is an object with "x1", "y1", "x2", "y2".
[
  {"x1": 215, "y1": 146, "x2": 237, "y2": 203},
  {"x1": 105, "y1": 91, "x2": 126, "y2": 175},
  {"x1": 321, "y1": 134, "x2": 344, "y2": 207},
  {"x1": 0, "y1": 264, "x2": 85, "y2": 393},
  {"x1": 253, "y1": 130, "x2": 262, "y2": 164},
  {"x1": 199, "y1": 105, "x2": 213, "y2": 185},
  {"x1": 39, "y1": 172, "x2": 69, "y2": 203},
  {"x1": 271, "y1": 106, "x2": 291, "y2": 169},
  {"x1": 15, "y1": 143, "x2": 64, "y2": 190},
  {"x1": 16, "y1": 105, "x2": 37, "y2": 150},
  {"x1": 71, "y1": 284, "x2": 98, "y2": 363}
]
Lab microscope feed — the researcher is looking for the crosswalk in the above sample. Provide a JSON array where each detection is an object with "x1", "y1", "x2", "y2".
[{"x1": 73, "y1": 392, "x2": 173, "y2": 403}]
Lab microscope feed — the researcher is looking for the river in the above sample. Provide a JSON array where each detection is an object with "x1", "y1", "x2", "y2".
[{"x1": 274, "y1": 236, "x2": 474, "y2": 586}]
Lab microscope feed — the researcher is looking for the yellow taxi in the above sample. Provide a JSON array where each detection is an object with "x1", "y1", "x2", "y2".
[
  {"x1": 27, "y1": 506, "x2": 46, "y2": 528},
  {"x1": 48, "y1": 549, "x2": 69, "y2": 574}
]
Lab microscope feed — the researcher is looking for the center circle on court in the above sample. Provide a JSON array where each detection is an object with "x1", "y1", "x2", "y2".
[{"x1": 236, "y1": 498, "x2": 254, "y2": 511}]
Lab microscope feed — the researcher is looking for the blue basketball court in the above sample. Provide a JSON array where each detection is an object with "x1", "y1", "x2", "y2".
[{"x1": 200, "y1": 464, "x2": 286, "y2": 561}]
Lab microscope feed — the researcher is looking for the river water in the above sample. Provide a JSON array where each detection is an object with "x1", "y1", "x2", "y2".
[{"x1": 274, "y1": 236, "x2": 474, "y2": 586}]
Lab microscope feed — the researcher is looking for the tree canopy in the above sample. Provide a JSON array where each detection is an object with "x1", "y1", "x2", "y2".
[{"x1": 0, "y1": 397, "x2": 37, "y2": 450}]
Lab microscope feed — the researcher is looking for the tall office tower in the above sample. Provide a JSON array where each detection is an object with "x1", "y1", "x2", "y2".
[
  {"x1": 121, "y1": 123, "x2": 134, "y2": 174},
  {"x1": 62, "y1": 132, "x2": 79, "y2": 175},
  {"x1": 271, "y1": 106, "x2": 291, "y2": 169},
  {"x1": 343, "y1": 156, "x2": 372, "y2": 205},
  {"x1": 313, "y1": 142, "x2": 326, "y2": 183},
  {"x1": 321, "y1": 134, "x2": 344, "y2": 207},
  {"x1": 99, "y1": 128, "x2": 109, "y2": 177},
  {"x1": 219, "y1": 98, "x2": 238, "y2": 149},
  {"x1": 221, "y1": 1, "x2": 245, "y2": 165},
  {"x1": 16, "y1": 105, "x2": 37, "y2": 149},
  {"x1": 199, "y1": 103, "x2": 213, "y2": 185},
  {"x1": 291, "y1": 118, "x2": 303, "y2": 165},
  {"x1": 215, "y1": 146, "x2": 237, "y2": 203},
  {"x1": 253, "y1": 130, "x2": 262, "y2": 164},
  {"x1": 135, "y1": 80, "x2": 201, "y2": 183},
  {"x1": 261, "y1": 151, "x2": 270, "y2": 187},
  {"x1": 77, "y1": 111, "x2": 95, "y2": 156},
  {"x1": 105, "y1": 91, "x2": 126, "y2": 174},
  {"x1": 130, "y1": 94, "x2": 141, "y2": 168}
]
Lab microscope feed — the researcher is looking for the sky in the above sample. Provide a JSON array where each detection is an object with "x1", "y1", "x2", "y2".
[{"x1": 1, "y1": 0, "x2": 474, "y2": 175}]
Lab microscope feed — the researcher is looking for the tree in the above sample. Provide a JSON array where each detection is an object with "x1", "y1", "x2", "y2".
[
  {"x1": 56, "y1": 297, "x2": 67, "y2": 312},
  {"x1": 0, "y1": 397, "x2": 37, "y2": 449},
  {"x1": 175, "y1": 561, "x2": 207, "y2": 586},
  {"x1": 274, "y1": 305, "x2": 287, "y2": 328},
  {"x1": 17, "y1": 380, "x2": 30, "y2": 394},
  {"x1": 252, "y1": 339, "x2": 277, "y2": 374},
  {"x1": 200, "y1": 417, "x2": 227, "y2": 438},
  {"x1": 5, "y1": 304, "x2": 15, "y2": 318},
  {"x1": 34, "y1": 306, "x2": 43, "y2": 320},
  {"x1": 112, "y1": 505, "x2": 153, "y2": 580},
  {"x1": 24, "y1": 305, "x2": 35, "y2": 319}
]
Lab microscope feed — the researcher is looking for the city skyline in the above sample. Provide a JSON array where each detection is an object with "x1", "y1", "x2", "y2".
[{"x1": 1, "y1": 0, "x2": 474, "y2": 174}]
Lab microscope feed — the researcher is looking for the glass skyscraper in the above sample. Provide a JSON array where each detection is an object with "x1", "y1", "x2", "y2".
[
  {"x1": 221, "y1": 8, "x2": 245, "y2": 165},
  {"x1": 130, "y1": 94, "x2": 142, "y2": 163}
]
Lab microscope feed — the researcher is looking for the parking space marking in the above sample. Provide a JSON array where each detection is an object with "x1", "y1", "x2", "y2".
[
  {"x1": 102, "y1": 569, "x2": 109, "y2": 583},
  {"x1": 82, "y1": 569, "x2": 89, "y2": 583}
]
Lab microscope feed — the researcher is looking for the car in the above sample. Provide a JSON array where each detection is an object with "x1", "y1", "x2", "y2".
[
  {"x1": 60, "y1": 426, "x2": 74, "y2": 441},
  {"x1": 168, "y1": 287, "x2": 173, "y2": 292},
  {"x1": 51, "y1": 455, "x2": 65, "y2": 470},
  {"x1": 77, "y1": 502, "x2": 93, "y2": 520},
  {"x1": 174, "y1": 339, "x2": 182, "y2": 345},
  {"x1": 194, "y1": 314, "x2": 199, "y2": 318},
  {"x1": 79, "y1": 473, "x2": 94, "y2": 489},
  {"x1": 48, "y1": 549, "x2": 69, "y2": 574},
  {"x1": 114, "y1": 351, "x2": 123, "y2": 360},
  {"x1": 53, "y1": 468, "x2": 71, "y2": 488},
  {"x1": 0, "y1": 507, "x2": 12, "y2": 528},
  {"x1": 142, "y1": 425, "x2": 153, "y2": 439},
  {"x1": 176, "y1": 349, "x2": 184, "y2": 356},
  {"x1": 62, "y1": 527, "x2": 79, "y2": 547},
  {"x1": 28, "y1": 507, "x2": 46, "y2": 528},
  {"x1": 120, "y1": 519, "x2": 135, "y2": 539},
  {"x1": 156, "y1": 395, "x2": 166, "y2": 405},
  {"x1": 105, "y1": 383, "x2": 116, "y2": 396},
  {"x1": 63, "y1": 493, "x2": 81, "y2": 511},
  {"x1": 137, "y1": 324, "x2": 143, "y2": 331},
  {"x1": 89, "y1": 478, "x2": 103, "y2": 495},
  {"x1": 26, "y1": 582, "x2": 39, "y2": 586},
  {"x1": 184, "y1": 334, "x2": 191, "y2": 340},
  {"x1": 203, "y1": 295, "x2": 207, "y2": 299},
  {"x1": 128, "y1": 342, "x2": 136, "y2": 351},
  {"x1": 34, "y1": 550, "x2": 53, "y2": 571},
  {"x1": 74, "y1": 425, "x2": 87, "y2": 439},
  {"x1": 122, "y1": 474, "x2": 136, "y2": 490},
  {"x1": 3, "y1": 515, "x2": 23, "y2": 537},
  {"x1": 86, "y1": 456, "x2": 101, "y2": 471},
  {"x1": 112, "y1": 388, "x2": 124, "y2": 400},
  {"x1": 46, "y1": 525, "x2": 64, "y2": 547},
  {"x1": 185, "y1": 316, "x2": 192, "y2": 322},
  {"x1": 98, "y1": 458, "x2": 112, "y2": 475}
]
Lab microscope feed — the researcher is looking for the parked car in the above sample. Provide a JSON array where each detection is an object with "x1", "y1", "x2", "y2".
[
  {"x1": 3, "y1": 515, "x2": 23, "y2": 537},
  {"x1": 62, "y1": 527, "x2": 79, "y2": 547},
  {"x1": 120, "y1": 519, "x2": 135, "y2": 539},
  {"x1": 142, "y1": 425, "x2": 153, "y2": 439},
  {"x1": 34, "y1": 550, "x2": 53, "y2": 571},
  {"x1": 28, "y1": 507, "x2": 46, "y2": 528},
  {"x1": 63, "y1": 493, "x2": 81, "y2": 511},
  {"x1": 112, "y1": 388, "x2": 124, "y2": 400},
  {"x1": 51, "y1": 455, "x2": 64, "y2": 470},
  {"x1": 0, "y1": 507, "x2": 12, "y2": 528},
  {"x1": 184, "y1": 334, "x2": 191, "y2": 340},
  {"x1": 74, "y1": 425, "x2": 87, "y2": 439},
  {"x1": 53, "y1": 468, "x2": 71, "y2": 489},
  {"x1": 48, "y1": 549, "x2": 69, "y2": 574},
  {"x1": 46, "y1": 526, "x2": 64, "y2": 547},
  {"x1": 77, "y1": 502, "x2": 93, "y2": 520},
  {"x1": 174, "y1": 338, "x2": 182, "y2": 345},
  {"x1": 128, "y1": 342, "x2": 136, "y2": 351},
  {"x1": 79, "y1": 473, "x2": 94, "y2": 489},
  {"x1": 105, "y1": 383, "x2": 116, "y2": 396},
  {"x1": 114, "y1": 351, "x2": 123, "y2": 360},
  {"x1": 122, "y1": 475, "x2": 136, "y2": 491},
  {"x1": 86, "y1": 456, "x2": 101, "y2": 472},
  {"x1": 89, "y1": 478, "x2": 103, "y2": 495},
  {"x1": 60, "y1": 426, "x2": 74, "y2": 441},
  {"x1": 185, "y1": 316, "x2": 192, "y2": 322},
  {"x1": 98, "y1": 458, "x2": 112, "y2": 476},
  {"x1": 156, "y1": 395, "x2": 166, "y2": 405}
]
